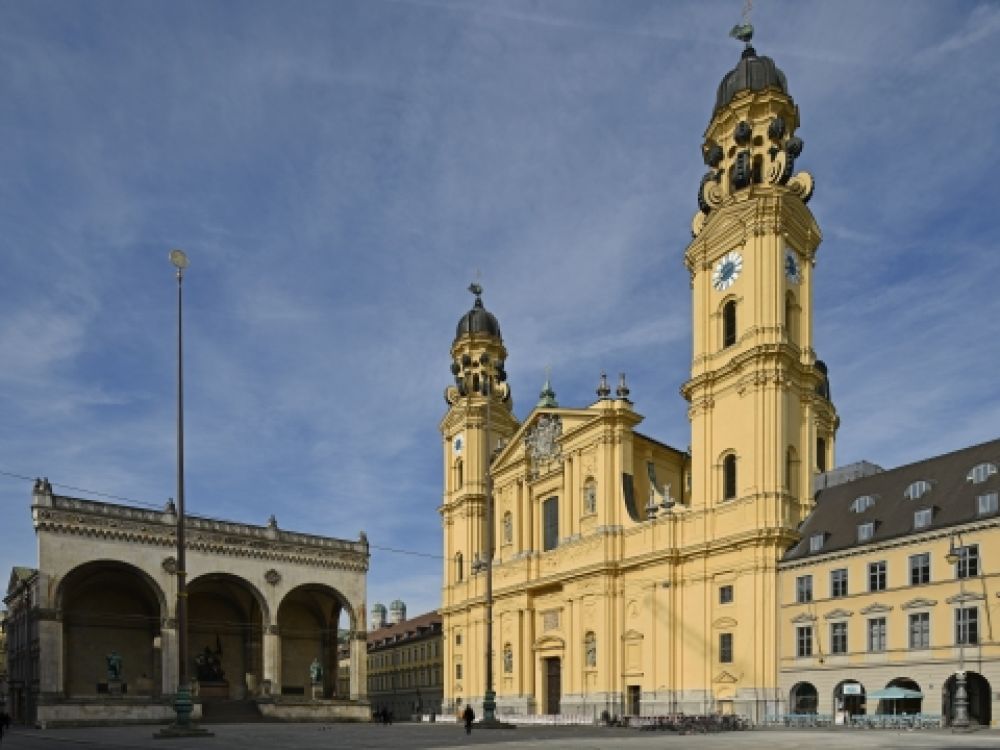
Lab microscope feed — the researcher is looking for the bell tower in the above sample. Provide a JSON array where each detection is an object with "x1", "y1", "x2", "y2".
[
  {"x1": 681, "y1": 25, "x2": 838, "y2": 527},
  {"x1": 439, "y1": 285, "x2": 519, "y2": 707}
]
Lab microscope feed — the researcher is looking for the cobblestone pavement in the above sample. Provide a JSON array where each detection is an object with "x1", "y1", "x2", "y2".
[{"x1": 2, "y1": 724, "x2": 998, "y2": 750}]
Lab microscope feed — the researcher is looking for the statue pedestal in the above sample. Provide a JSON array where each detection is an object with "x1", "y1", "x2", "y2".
[
  {"x1": 311, "y1": 683, "x2": 323, "y2": 701},
  {"x1": 198, "y1": 681, "x2": 230, "y2": 701},
  {"x1": 108, "y1": 679, "x2": 124, "y2": 697}
]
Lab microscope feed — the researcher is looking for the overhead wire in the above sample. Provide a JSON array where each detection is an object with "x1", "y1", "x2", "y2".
[{"x1": 0, "y1": 467, "x2": 445, "y2": 559}]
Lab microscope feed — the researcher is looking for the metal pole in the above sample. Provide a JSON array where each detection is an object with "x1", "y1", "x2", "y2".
[
  {"x1": 174, "y1": 260, "x2": 193, "y2": 727},
  {"x1": 953, "y1": 532, "x2": 970, "y2": 730},
  {"x1": 483, "y1": 378, "x2": 496, "y2": 723}
]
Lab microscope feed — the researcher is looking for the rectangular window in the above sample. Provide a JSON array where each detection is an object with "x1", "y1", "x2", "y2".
[
  {"x1": 456, "y1": 633, "x2": 462, "y2": 646},
  {"x1": 908, "y1": 612, "x2": 930, "y2": 649},
  {"x1": 809, "y1": 533, "x2": 825, "y2": 553},
  {"x1": 914, "y1": 508, "x2": 933, "y2": 529},
  {"x1": 795, "y1": 575, "x2": 813, "y2": 603},
  {"x1": 957, "y1": 544, "x2": 980, "y2": 578},
  {"x1": 978, "y1": 492, "x2": 998, "y2": 516},
  {"x1": 857, "y1": 522, "x2": 874, "y2": 542},
  {"x1": 867, "y1": 617, "x2": 887, "y2": 652},
  {"x1": 909, "y1": 552, "x2": 930, "y2": 585},
  {"x1": 719, "y1": 633, "x2": 733, "y2": 663},
  {"x1": 542, "y1": 496, "x2": 559, "y2": 551},
  {"x1": 868, "y1": 561, "x2": 887, "y2": 592},
  {"x1": 719, "y1": 585, "x2": 734, "y2": 604},
  {"x1": 796, "y1": 625, "x2": 813, "y2": 657},
  {"x1": 831, "y1": 568, "x2": 848, "y2": 598},
  {"x1": 956, "y1": 607, "x2": 979, "y2": 645},
  {"x1": 830, "y1": 622, "x2": 848, "y2": 655},
  {"x1": 455, "y1": 663, "x2": 462, "y2": 679}
]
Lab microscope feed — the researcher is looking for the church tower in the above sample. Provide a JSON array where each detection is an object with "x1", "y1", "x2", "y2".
[
  {"x1": 682, "y1": 26, "x2": 838, "y2": 524},
  {"x1": 439, "y1": 284, "x2": 519, "y2": 710}
]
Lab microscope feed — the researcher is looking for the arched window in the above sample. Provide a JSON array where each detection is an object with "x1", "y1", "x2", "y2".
[
  {"x1": 502, "y1": 512, "x2": 513, "y2": 544},
  {"x1": 584, "y1": 631, "x2": 597, "y2": 668},
  {"x1": 582, "y1": 477, "x2": 597, "y2": 515},
  {"x1": 455, "y1": 458, "x2": 463, "y2": 490},
  {"x1": 968, "y1": 462, "x2": 998, "y2": 484},
  {"x1": 722, "y1": 300, "x2": 737, "y2": 348},
  {"x1": 785, "y1": 291, "x2": 799, "y2": 344},
  {"x1": 455, "y1": 553, "x2": 463, "y2": 583},
  {"x1": 503, "y1": 643, "x2": 513, "y2": 673},
  {"x1": 786, "y1": 446, "x2": 798, "y2": 495},
  {"x1": 723, "y1": 453, "x2": 737, "y2": 500}
]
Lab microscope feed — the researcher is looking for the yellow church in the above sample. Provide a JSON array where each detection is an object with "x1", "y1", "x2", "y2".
[{"x1": 439, "y1": 28, "x2": 838, "y2": 721}]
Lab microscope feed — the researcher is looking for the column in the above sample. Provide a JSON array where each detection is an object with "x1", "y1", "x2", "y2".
[
  {"x1": 160, "y1": 620, "x2": 178, "y2": 696},
  {"x1": 36, "y1": 612, "x2": 62, "y2": 699},
  {"x1": 350, "y1": 631, "x2": 368, "y2": 700},
  {"x1": 263, "y1": 626, "x2": 281, "y2": 695}
]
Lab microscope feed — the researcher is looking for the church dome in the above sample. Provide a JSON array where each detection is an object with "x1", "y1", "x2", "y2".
[
  {"x1": 455, "y1": 283, "x2": 501, "y2": 342},
  {"x1": 714, "y1": 46, "x2": 788, "y2": 114}
]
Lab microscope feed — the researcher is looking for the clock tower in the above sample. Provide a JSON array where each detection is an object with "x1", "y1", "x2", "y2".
[{"x1": 682, "y1": 27, "x2": 838, "y2": 525}]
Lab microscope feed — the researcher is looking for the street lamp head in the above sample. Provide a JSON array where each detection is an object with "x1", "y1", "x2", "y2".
[
  {"x1": 169, "y1": 248, "x2": 189, "y2": 271},
  {"x1": 946, "y1": 536, "x2": 960, "y2": 565}
]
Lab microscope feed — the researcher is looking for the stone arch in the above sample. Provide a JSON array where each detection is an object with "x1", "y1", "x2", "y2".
[
  {"x1": 57, "y1": 560, "x2": 167, "y2": 698},
  {"x1": 789, "y1": 681, "x2": 818, "y2": 713},
  {"x1": 276, "y1": 583, "x2": 355, "y2": 699},
  {"x1": 943, "y1": 671, "x2": 991, "y2": 727},
  {"x1": 187, "y1": 572, "x2": 268, "y2": 700},
  {"x1": 883, "y1": 676, "x2": 922, "y2": 715},
  {"x1": 833, "y1": 678, "x2": 865, "y2": 720}
]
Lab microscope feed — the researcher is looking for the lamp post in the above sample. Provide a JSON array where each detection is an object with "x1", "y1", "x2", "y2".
[
  {"x1": 468, "y1": 351, "x2": 499, "y2": 724},
  {"x1": 156, "y1": 249, "x2": 210, "y2": 739},
  {"x1": 945, "y1": 533, "x2": 970, "y2": 731}
]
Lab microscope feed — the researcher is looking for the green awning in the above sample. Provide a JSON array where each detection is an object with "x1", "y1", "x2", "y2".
[{"x1": 869, "y1": 687, "x2": 923, "y2": 700}]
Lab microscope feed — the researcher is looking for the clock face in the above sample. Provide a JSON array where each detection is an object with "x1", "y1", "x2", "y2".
[
  {"x1": 785, "y1": 249, "x2": 801, "y2": 284},
  {"x1": 712, "y1": 251, "x2": 743, "y2": 291}
]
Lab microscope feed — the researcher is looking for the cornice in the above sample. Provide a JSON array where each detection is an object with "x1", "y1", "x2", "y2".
[{"x1": 34, "y1": 500, "x2": 369, "y2": 573}]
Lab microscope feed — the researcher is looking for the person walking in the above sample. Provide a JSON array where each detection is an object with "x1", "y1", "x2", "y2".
[{"x1": 463, "y1": 703, "x2": 475, "y2": 735}]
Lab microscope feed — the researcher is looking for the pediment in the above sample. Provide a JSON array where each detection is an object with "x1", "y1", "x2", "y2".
[
  {"x1": 823, "y1": 608, "x2": 853, "y2": 620},
  {"x1": 860, "y1": 602, "x2": 893, "y2": 614},
  {"x1": 712, "y1": 617, "x2": 738, "y2": 629},
  {"x1": 492, "y1": 407, "x2": 601, "y2": 470},
  {"x1": 532, "y1": 634, "x2": 565, "y2": 652},
  {"x1": 791, "y1": 613, "x2": 816, "y2": 623},
  {"x1": 622, "y1": 629, "x2": 644, "y2": 642},
  {"x1": 947, "y1": 591, "x2": 984, "y2": 604},
  {"x1": 713, "y1": 670, "x2": 738, "y2": 684},
  {"x1": 902, "y1": 597, "x2": 937, "y2": 610}
]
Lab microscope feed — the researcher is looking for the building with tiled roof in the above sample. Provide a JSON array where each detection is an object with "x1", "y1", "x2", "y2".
[
  {"x1": 366, "y1": 609, "x2": 443, "y2": 719},
  {"x1": 778, "y1": 438, "x2": 1000, "y2": 725}
]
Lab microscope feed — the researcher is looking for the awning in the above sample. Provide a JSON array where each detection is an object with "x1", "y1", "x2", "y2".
[{"x1": 868, "y1": 687, "x2": 923, "y2": 700}]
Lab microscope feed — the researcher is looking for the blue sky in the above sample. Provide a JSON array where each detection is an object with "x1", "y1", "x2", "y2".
[{"x1": 2, "y1": 1, "x2": 999, "y2": 620}]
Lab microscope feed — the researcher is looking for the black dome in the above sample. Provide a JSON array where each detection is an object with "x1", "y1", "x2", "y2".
[
  {"x1": 455, "y1": 297, "x2": 500, "y2": 341},
  {"x1": 715, "y1": 46, "x2": 788, "y2": 113}
]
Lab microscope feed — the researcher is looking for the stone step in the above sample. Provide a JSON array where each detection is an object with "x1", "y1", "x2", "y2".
[{"x1": 200, "y1": 700, "x2": 265, "y2": 724}]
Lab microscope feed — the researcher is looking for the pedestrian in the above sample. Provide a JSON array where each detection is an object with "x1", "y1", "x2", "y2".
[{"x1": 463, "y1": 703, "x2": 475, "y2": 734}]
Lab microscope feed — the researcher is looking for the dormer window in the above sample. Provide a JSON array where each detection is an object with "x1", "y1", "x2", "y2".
[
  {"x1": 914, "y1": 507, "x2": 933, "y2": 529},
  {"x1": 857, "y1": 522, "x2": 875, "y2": 542},
  {"x1": 850, "y1": 495, "x2": 876, "y2": 513},
  {"x1": 968, "y1": 462, "x2": 998, "y2": 484},
  {"x1": 904, "y1": 480, "x2": 932, "y2": 500},
  {"x1": 978, "y1": 492, "x2": 998, "y2": 516},
  {"x1": 809, "y1": 533, "x2": 825, "y2": 553}
]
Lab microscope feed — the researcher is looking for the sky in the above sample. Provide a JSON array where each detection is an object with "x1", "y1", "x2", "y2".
[{"x1": 1, "y1": 0, "x2": 1000, "y2": 621}]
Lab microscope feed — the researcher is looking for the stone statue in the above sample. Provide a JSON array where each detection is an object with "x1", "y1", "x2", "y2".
[
  {"x1": 106, "y1": 651, "x2": 123, "y2": 681},
  {"x1": 309, "y1": 657, "x2": 323, "y2": 684}
]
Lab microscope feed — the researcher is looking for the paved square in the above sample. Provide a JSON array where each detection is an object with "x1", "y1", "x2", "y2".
[{"x1": 2, "y1": 724, "x2": 999, "y2": 750}]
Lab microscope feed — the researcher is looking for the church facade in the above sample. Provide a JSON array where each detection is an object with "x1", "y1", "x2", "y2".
[{"x1": 439, "y1": 33, "x2": 837, "y2": 721}]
